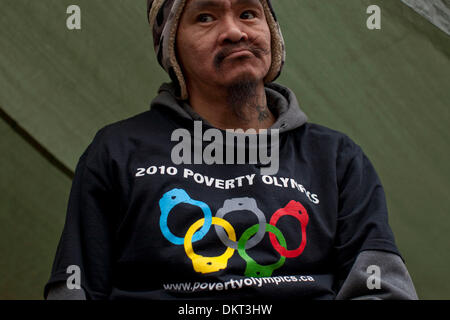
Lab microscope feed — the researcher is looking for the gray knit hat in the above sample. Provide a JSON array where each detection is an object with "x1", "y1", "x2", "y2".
[{"x1": 147, "y1": 0, "x2": 286, "y2": 100}]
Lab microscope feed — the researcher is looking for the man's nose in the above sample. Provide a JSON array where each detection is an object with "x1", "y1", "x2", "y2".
[{"x1": 218, "y1": 16, "x2": 249, "y2": 44}]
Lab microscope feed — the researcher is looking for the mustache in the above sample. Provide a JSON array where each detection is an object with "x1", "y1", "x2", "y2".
[{"x1": 214, "y1": 42, "x2": 270, "y2": 69}]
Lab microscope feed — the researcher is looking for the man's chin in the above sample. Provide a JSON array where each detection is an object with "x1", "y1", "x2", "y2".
[
  {"x1": 219, "y1": 70, "x2": 263, "y2": 88},
  {"x1": 216, "y1": 60, "x2": 267, "y2": 84}
]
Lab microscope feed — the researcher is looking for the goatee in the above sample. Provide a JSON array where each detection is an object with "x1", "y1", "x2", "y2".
[{"x1": 226, "y1": 76, "x2": 259, "y2": 123}]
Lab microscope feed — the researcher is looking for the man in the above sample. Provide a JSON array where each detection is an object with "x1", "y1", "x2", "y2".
[{"x1": 45, "y1": 0, "x2": 418, "y2": 300}]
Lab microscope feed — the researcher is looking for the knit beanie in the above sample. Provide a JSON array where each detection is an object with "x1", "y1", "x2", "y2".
[{"x1": 147, "y1": 0, "x2": 286, "y2": 100}]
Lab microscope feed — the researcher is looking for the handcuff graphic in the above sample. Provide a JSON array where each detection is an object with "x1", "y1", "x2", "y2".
[{"x1": 158, "y1": 188, "x2": 309, "y2": 277}]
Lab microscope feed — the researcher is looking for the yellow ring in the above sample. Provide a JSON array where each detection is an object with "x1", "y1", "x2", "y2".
[{"x1": 184, "y1": 217, "x2": 236, "y2": 273}]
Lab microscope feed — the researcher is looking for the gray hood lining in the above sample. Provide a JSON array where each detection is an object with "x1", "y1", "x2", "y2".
[{"x1": 151, "y1": 82, "x2": 308, "y2": 133}]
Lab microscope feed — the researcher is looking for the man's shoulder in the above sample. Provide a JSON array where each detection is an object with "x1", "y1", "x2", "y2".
[
  {"x1": 300, "y1": 122, "x2": 359, "y2": 150},
  {"x1": 93, "y1": 108, "x2": 168, "y2": 142},
  {"x1": 80, "y1": 108, "x2": 170, "y2": 158}
]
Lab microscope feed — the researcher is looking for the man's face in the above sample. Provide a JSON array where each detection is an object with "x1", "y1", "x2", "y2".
[{"x1": 176, "y1": 0, "x2": 272, "y2": 90}]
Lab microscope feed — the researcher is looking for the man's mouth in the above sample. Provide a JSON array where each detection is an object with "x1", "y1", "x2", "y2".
[
  {"x1": 225, "y1": 49, "x2": 254, "y2": 60},
  {"x1": 214, "y1": 45, "x2": 266, "y2": 69}
]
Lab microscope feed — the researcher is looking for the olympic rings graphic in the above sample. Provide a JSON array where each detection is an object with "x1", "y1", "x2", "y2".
[
  {"x1": 158, "y1": 188, "x2": 309, "y2": 276},
  {"x1": 184, "y1": 217, "x2": 236, "y2": 274},
  {"x1": 159, "y1": 188, "x2": 212, "y2": 245}
]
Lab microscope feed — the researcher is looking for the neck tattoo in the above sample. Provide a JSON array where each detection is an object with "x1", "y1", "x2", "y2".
[{"x1": 256, "y1": 105, "x2": 270, "y2": 122}]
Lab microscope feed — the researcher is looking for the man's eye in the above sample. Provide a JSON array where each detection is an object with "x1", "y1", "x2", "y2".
[
  {"x1": 197, "y1": 14, "x2": 214, "y2": 23},
  {"x1": 240, "y1": 10, "x2": 256, "y2": 20}
]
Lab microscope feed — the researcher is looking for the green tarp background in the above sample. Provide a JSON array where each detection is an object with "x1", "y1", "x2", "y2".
[{"x1": 0, "y1": 0, "x2": 449, "y2": 299}]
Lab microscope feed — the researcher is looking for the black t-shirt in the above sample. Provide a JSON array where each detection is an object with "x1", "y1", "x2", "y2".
[{"x1": 44, "y1": 105, "x2": 400, "y2": 300}]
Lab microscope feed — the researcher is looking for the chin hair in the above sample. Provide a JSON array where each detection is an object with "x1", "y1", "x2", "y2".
[{"x1": 226, "y1": 75, "x2": 259, "y2": 122}]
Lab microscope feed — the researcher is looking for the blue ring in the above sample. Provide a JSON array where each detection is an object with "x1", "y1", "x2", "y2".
[{"x1": 159, "y1": 188, "x2": 212, "y2": 245}]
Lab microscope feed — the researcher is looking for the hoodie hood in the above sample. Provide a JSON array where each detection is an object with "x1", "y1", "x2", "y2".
[{"x1": 150, "y1": 82, "x2": 308, "y2": 133}]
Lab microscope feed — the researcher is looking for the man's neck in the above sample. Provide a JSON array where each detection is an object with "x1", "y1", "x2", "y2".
[{"x1": 186, "y1": 81, "x2": 276, "y2": 131}]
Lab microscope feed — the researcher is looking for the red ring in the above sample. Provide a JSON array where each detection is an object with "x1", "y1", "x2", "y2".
[{"x1": 269, "y1": 200, "x2": 309, "y2": 258}]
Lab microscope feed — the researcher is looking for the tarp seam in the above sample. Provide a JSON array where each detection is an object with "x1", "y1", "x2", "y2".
[{"x1": 0, "y1": 106, "x2": 74, "y2": 180}]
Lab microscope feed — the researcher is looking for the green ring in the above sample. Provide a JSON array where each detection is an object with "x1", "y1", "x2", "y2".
[{"x1": 237, "y1": 224, "x2": 287, "y2": 277}]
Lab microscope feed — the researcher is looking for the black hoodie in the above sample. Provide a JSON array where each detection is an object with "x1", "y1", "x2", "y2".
[{"x1": 45, "y1": 82, "x2": 417, "y2": 300}]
